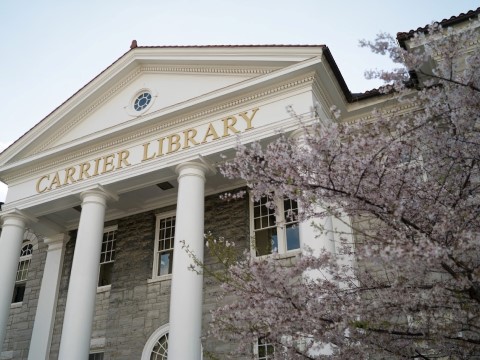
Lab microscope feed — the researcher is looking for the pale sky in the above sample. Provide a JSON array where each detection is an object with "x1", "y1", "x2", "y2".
[{"x1": 0, "y1": 0, "x2": 479, "y2": 203}]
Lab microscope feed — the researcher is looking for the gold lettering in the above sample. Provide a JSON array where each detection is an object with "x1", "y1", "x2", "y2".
[
  {"x1": 222, "y1": 116, "x2": 240, "y2": 137},
  {"x1": 64, "y1": 167, "x2": 77, "y2": 185},
  {"x1": 78, "y1": 162, "x2": 91, "y2": 181},
  {"x1": 183, "y1": 128, "x2": 199, "y2": 149},
  {"x1": 156, "y1": 138, "x2": 166, "y2": 157},
  {"x1": 36, "y1": 175, "x2": 50, "y2": 193},
  {"x1": 92, "y1": 157, "x2": 102, "y2": 176},
  {"x1": 117, "y1": 150, "x2": 131, "y2": 168},
  {"x1": 142, "y1": 142, "x2": 156, "y2": 162},
  {"x1": 49, "y1": 172, "x2": 61, "y2": 190},
  {"x1": 102, "y1": 154, "x2": 115, "y2": 174},
  {"x1": 238, "y1": 107, "x2": 258, "y2": 130},
  {"x1": 201, "y1": 123, "x2": 220, "y2": 144},
  {"x1": 167, "y1": 134, "x2": 181, "y2": 154}
]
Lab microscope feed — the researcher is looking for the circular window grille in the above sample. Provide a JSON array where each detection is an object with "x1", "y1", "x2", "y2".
[
  {"x1": 134, "y1": 92, "x2": 152, "y2": 111},
  {"x1": 151, "y1": 333, "x2": 168, "y2": 360}
]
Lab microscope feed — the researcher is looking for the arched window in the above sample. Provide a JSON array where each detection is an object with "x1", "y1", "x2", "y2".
[
  {"x1": 141, "y1": 324, "x2": 169, "y2": 360},
  {"x1": 141, "y1": 324, "x2": 202, "y2": 360},
  {"x1": 12, "y1": 241, "x2": 33, "y2": 303},
  {"x1": 151, "y1": 332, "x2": 168, "y2": 360},
  {"x1": 12, "y1": 230, "x2": 39, "y2": 304}
]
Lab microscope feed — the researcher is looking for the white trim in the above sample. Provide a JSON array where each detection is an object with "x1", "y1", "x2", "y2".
[
  {"x1": 103, "y1": 225, "x2": 118, "y2": 233},
  {"x1": 146, "y1": 274, "x2": 172, "y2": 284},
  {"x1": 96, "y1": 285, "x2": 111, "y2": 293},
  {"x1": 141, "y1": 323, "x2": 169, "y2": 360},
  {"x1": 89, "y1": 337, "x2": 106, "y2": 350}
]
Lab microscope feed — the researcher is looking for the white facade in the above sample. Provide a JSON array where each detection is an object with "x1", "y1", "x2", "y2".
[{"x1": 0, "y1": 44, "x2": 380, "y2": 359}]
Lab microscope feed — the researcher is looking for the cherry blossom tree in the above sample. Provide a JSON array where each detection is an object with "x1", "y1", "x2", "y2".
[{"x1": 202, "y1": 20, "x2": 480, "y2": 360}]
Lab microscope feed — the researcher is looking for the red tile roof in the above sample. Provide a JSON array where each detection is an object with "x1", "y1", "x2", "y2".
[{"x1": 397, "y1": 7, "x2": 480, "y2": 43}]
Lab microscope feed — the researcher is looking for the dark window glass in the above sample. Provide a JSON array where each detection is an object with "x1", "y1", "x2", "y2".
[{"x1": 12, "y1": 283, "x2": 26, "y2": 303}]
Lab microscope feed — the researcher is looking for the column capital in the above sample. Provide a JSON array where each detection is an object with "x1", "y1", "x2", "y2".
[
  {"x1": 78, "y1": 185, "x2": 118, "y2": 206},
  {"x1": 0, "y1": 209, "x2": 37, "y2": 228},
  {"x1": 175, "y1": 162, "x2": 211, "y2": 182},
  {"x1": 44, "y1": 233, "x2": 70, "y2": 251}
]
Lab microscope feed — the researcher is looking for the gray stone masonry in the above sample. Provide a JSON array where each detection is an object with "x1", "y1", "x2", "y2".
[{"x1": 45, "y1": 189, "x2": 250, "y2": 360}]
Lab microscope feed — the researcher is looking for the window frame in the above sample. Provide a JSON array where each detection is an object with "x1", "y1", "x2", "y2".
[
  {"x1": 254, "y1": 337, "x2": 275, "y2": 359},
  {"x1": 250, "y1": 195, "x2": 300, "y2": 257},
  {"x1": 151, "y1": 211, "x2": 176, "y2": 281},
  {"x1": 97, "y1": 225, "x2": 118, "y2": 289},
  {"x1": 88, "y1": 353, "x2": 104, "y2": 360}
]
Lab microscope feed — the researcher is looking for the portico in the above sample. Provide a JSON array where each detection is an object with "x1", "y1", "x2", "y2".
[{"x1": 0, "y1": 45, "x2": 348, "y2": 359}]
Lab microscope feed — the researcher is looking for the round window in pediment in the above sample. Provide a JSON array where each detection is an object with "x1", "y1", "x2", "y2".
[{"x1": 134, "y1": 92, "x2": 152, "y2": 112}]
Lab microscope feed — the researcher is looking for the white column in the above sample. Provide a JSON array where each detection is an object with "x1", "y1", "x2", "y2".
[
  {"x1": 0, "y1": 210, "x2": 34, "y2": 353},
  {"x1": 58, "y1": 186, "x2": 116, "y2": 360},
  {"x1": 28, "y1": 233, "x2": 69, "y2": 360},
  {"x1": 168, "y1": 162, "x2": 208, "y2": 360}
]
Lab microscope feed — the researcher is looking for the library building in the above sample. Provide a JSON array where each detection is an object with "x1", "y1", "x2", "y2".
[{"x1": 0, "y1": 8, "x2": 478, "y2": 360}]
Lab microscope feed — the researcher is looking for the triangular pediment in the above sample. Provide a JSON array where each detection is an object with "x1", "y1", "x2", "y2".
[
  {"x1": 36, "y1": 64, "x2": 278, "y2": 152},
  {"x1": 0, "y1": 46, "x2": 330, "y2": 178}
]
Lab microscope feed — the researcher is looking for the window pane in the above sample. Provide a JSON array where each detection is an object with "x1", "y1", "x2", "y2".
[
  {"x1": 100, "y1": 230, "x2": 117, "y2": 264},
  {"x1": 151, "y1": 333, "x2": 168, "y2": 360},
  {"x1": 16, "y1": 259, "x2": 31, "y2": 282},
  {"x1": 20, "y1": 243, "x2": 33, "y2": 256},
  {"x1": 254, "y1": 198, "x2": 276, "y2": 231},
  {"x1": 258, "y1": 337, "x2": 274, "y2": 360},
  {"x1": 12, "y1": 283, "x2": 26, "y2": 303},
  {"x1": 286, "y1": 224, "x2": 300, "y2": 251},
  {"x1": 255, "y1": 228, "x2": 278, "y2": 256},
  {"x1": 158, "y1": 250, "x2": 173, "y2": 276},
  {"x1": 284, "y1": 198, "x2": 298, "y2": 224},
  {"x1": 89, "y1": 353, "x2": 104, "y2": 360},
  {"x1": 98, "y1": 262, "x2": 114, "y2": 286}
]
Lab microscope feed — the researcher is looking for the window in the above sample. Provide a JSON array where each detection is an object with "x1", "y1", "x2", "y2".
[
  {"x1": 151, "y1": 332, "x2": 169, "y2": 360},
  {"x1": 98, "y1": 226, "x2": 117, "y2": 287},
  {"x1": 153, "y1": 213, "x2": 175, "y2": 278},
  {"x1": 12, "y1": 242, "x2": 33, "y2": 303},
  {"x1": 256, "y1": 337, "x2": 274, "y2": 359},
  {"x1": 141, "y1": 324, "x2": 170, "y2": 360},
  {"x1": 251, "y1": 197, "x2": 300, "y2": 256},
  {"x1": 134, "y1": 91, "x2": 152, "y2": 111},
  {"x1": 141, "y1": 324, "x2": 203, "y2": 360},
  {"x1": 89, "y1": 353, "x2": 104, "y2": 360}
]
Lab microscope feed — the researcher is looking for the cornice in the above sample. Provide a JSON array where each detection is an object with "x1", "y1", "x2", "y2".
[
  {"x1": 343, "y1": 100, "x2": 419, "y2": 125},
  {"x1": 3, "y1": 72, "x2": 315, "y2": 183},
  {"x1": 27, "y1": 65, "x2": 277, "y2": 158},
  {"x1": 140, "y1": 64, "x2": 277, "y2": 75},
  {"x1": 312, "y1": 76, "x2": 338, "y2": 113}
]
